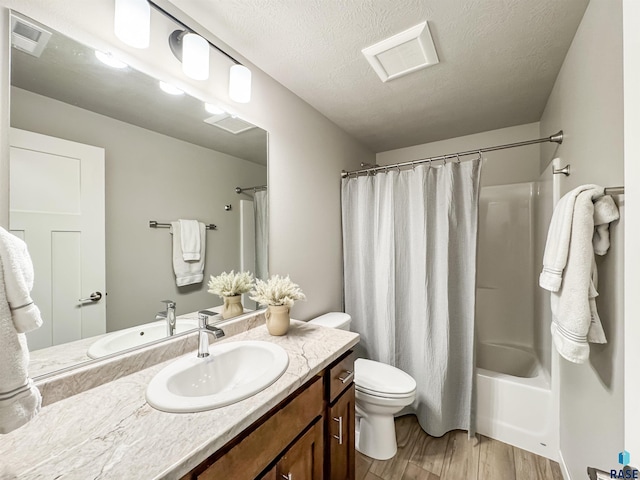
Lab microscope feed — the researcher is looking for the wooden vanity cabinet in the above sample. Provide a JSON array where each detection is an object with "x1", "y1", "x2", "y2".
[{"x1": 183, "y1": 350, "x2": 355, "y2": 480}]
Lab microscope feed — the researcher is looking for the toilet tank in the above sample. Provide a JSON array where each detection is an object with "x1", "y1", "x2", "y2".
[{"x1": 308, "y1": 312, "x2": 352, "y2": 331}]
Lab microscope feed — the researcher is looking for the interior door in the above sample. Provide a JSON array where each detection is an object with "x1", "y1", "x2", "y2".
[{"x1": 9, "y1": 128, "x2": 106, "y2": 350}]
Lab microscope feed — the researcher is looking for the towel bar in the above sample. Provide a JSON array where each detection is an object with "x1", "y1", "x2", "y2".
[{"x1": 149, "y1": 220, "x2": 217, "y2": 230}]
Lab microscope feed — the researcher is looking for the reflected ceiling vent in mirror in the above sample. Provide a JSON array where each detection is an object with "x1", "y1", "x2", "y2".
[
  {"x1": 10, "y1": 15, "x2": 52, "y2": 58},
  {"x1": 362, "y1": 21, "x2": 439, "y2": 82},
  {"x1": 204, "y1": 114, "x2": 256, "y2": 135}
]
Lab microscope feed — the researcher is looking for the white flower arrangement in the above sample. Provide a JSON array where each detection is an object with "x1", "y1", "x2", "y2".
[
  {"x1": 249, "y1": 274, "x2": 306, "y2": 308},
  {"x1": 207, "y1": 270, "x2": 254, "y2": 298}
]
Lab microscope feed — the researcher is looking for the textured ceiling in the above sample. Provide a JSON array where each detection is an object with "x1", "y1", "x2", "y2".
[
  {"x1": 169, "y1": 0, "x2": 589, "y2": 152},
  {"x1": 10, "y1": 18, "x2": 268, "y2": 165}
]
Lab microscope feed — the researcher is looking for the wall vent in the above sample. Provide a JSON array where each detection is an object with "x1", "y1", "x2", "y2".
[
  {"x1": 11, "y1": 15, "x2": 52, "y2": 58},
  {"x1": 204, "y1": 114, "x2": 256, "y2": 135},
  {"x1": 362, "y1": 21, "x2": 439, "y2": 83}
]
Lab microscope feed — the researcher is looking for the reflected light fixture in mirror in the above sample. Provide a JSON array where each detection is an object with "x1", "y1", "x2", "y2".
[
  {"x1": 114, "y1": 0, "x2": 150, "y2": 49},
  {"x1": 95, "y1": 51, "x2": 128, "y2": 69},
  {"x1": 159, "y1": 81, "x2": 184, "y2": 95},
  {"x1": 205, "y1": 103, "x2": 225, "y2": 115}
]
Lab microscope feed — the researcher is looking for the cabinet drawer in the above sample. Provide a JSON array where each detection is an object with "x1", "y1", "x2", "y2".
[
  {"x1": 195, "y1": 376, "x2": 323, "y2": 480},
  {"x1": 327, "y1": 351, "x2": 355, "y2": 403}
]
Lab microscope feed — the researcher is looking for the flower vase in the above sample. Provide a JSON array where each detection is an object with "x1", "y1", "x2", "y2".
[
  {"x1": 265, "y1": 305, "x2": 290, "y2": 336},
  {"x1": 222, "y1": 295, "x2": 243, "y2": 319}
]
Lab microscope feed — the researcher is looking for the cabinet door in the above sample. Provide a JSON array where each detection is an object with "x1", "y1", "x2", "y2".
[
  {"x1": 277, "y1": 419, "x2": 323, "y2": 480},
  {"x1": 327, "y1": 384, "x2": 356, "y2": 480}
]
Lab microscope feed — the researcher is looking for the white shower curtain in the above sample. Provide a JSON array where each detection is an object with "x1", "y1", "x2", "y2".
[
  {"x1": 342, "y1": 160, "x2": 482, "y2": 436},
  {"x1": 254, "y1": 190, "x2": 269, "y2": 281}
]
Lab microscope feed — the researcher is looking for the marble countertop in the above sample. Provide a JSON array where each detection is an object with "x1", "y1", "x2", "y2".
[{"x1": 0, "y1": 321, "x2": 359, "y2": 480}]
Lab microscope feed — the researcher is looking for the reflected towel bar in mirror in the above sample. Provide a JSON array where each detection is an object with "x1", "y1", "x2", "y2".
[
  {"x1": 235, "y1": 185, "x2": 267, "y2": 194},
  {"x1": 149, "y1": 220, "x2": 218, "y2": 230}
]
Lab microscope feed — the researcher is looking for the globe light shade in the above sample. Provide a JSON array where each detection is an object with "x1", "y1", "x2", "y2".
[
  {"x1": 182, "y1": 33, "x2": 209, "y2": 81},
  {"x1": 114, "y1": 0, "x2": 150, "y2": 49},
  {"x1": 229, "y1": 64, "x2": 252, "y2": 103}
]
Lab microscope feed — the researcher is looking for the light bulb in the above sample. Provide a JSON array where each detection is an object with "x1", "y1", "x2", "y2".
[
  {"x1": 114, "y1": 0, "x2": 150, "y2": 49},
  {"x1": 229, "y1": 64, "x2": 252, "y2": 103}
]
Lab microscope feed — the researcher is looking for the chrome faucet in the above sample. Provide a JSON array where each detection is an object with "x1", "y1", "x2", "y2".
[
  {"x1": 198, "y1": 310, "x2": 225, "y2": 358},
  {"x1": 157, "y1": 300, "x2": 177, "y2": 337}
]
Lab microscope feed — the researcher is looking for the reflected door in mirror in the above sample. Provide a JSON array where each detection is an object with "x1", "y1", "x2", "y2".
[{"x1": 9, "y1": 128, "x2": 106, "y2": 350}]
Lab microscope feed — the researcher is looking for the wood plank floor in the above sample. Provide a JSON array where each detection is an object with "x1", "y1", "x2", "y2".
[{"x1": 356, "y1": 415, "x2": 564, "y2": 480}]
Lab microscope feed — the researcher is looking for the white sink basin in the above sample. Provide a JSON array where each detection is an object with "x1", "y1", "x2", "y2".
[
  {"x1": 87, "y1": 318, "x2": 199, "y2": 358},
  {"x1": 146, "y1": 340, "x2": 289, "y2": 413}
]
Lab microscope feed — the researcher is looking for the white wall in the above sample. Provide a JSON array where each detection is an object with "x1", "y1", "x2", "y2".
[
  {"x1": 377, "y1": 122, "x2": 541, "y2": 187},
  {"x1": 11, "y1": 86, "x2": 267, "y2": 332},
  {"x1": 539, "y1": 0, "x2": 625, "y2": 477},
  {"x1": 0, "y1": 0, "x2": 375, "y2": 321},
  {"x1": 623, "y1": 0, "x2": 640, "y2": 468}
]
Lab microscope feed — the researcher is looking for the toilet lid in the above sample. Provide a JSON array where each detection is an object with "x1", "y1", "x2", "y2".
[{"x1": 355, "y1": 358, "x2": 417, "y2": 396}]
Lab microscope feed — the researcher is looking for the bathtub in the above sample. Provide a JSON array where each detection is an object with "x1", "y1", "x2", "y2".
[{"x1": 476, "y1": 342, "x2": 558, "y2": 460}]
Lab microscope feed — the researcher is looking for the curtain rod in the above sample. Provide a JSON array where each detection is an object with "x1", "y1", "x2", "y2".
[{"x1": 341, "y1": 130, "x2": 564, "y2": 178}]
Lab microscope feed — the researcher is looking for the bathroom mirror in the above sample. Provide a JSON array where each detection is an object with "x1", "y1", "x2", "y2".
[{"x1": 8, "y1": 13, "x2": 268, "y2": 377}]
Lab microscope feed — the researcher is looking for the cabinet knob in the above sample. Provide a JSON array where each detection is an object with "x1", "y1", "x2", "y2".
[{"x1": 332, "y1": 416, "x2": 344, "y2": 445}]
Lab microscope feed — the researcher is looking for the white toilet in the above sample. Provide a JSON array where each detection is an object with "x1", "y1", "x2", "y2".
[{"x1": 308, "y1": 312, "x2": 417, "y2": 460}]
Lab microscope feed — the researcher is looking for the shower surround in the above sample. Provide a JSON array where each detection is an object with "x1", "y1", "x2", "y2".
[{"x1": 475, "y1": 160, "x2": 560, "y2": 459}]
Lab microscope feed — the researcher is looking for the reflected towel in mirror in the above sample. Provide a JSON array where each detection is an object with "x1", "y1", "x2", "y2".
[
  {"x1": 179, "y1": 219, "x2": 201, "y2": 261},
  {"x1": 170, "y1": 221, "x2": 205, "y2": 286}
]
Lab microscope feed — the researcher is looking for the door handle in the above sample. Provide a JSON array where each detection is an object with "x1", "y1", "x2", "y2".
[{"x1": 79, "y1": 291, "x2": 102, "y2": 303}]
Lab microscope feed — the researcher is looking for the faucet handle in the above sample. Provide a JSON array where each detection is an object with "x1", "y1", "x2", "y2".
[
  {"x1": 161, "y1": 300, "x2": 176, "y2": 309},
  {"x1": 198, "y1": 310, "x2": 216, "y2": 328}
]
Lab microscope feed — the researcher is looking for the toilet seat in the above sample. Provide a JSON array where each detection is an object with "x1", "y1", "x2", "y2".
[
  {"x1": 356, "y1": 384, "x2": 416, "y2": 399},
  {"x1": 355, "y1": 358, "x2": 417, "y2": 397}
]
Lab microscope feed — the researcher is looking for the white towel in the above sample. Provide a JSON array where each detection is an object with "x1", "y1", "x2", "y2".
[
  {"x1": 546, "y1": 189, "x2": 619, "y2": 363},
  {"x1": 179, "y1": 219, "x2": 201, "y2": 261},
  {"x1": 0, "y1": 252, "x2": 42, "y2": 434},
  {"x1": 0, "y1": 228, "x2": 42, "y2": 333},
  {"x1": 171, "y1": 221, "x2": 205, "y2": 286},
  {"x1": 539, "y1": 184, "x2": 604, "y2": 292}
]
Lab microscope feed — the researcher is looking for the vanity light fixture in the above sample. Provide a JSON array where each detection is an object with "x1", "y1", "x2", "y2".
[
  {"x1": 114, "y1": 0, "x2": 253, "y2": 102},
  {"x1": 95, "y1": 50, "x2": 128, "y2": 69},
  {"x1": 114, "y1": 0, "x2": 150, "y2": 49},
  {"x1": 229, "y1": 65, "x2": 252, "y2": 103},
  {"x1": 205, "y1": 103, "x2": 225, "y2": 115},
  {"x1": 158, "y1": 81, "x2": 184, "y2": 95}
]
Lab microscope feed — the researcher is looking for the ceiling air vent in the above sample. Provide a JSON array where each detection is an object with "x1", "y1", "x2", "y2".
[
  {"x1": 362, "y1": 21, "x2": 439, "y2": 82},
  {"x1": 204, "y1": 114, "x2": 256, "y2": 135},
  {"x1": 11, "y1": 15, "x2": 52, "y2": 58}
]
